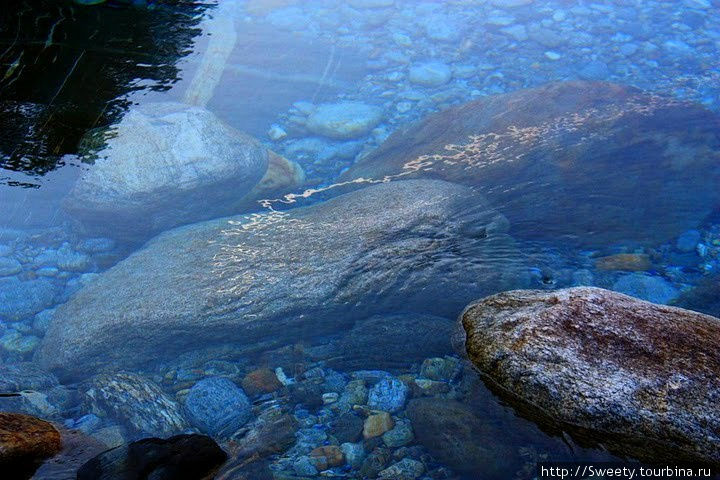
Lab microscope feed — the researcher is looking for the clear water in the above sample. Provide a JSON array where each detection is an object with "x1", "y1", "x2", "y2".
[{"x1": 1, "y1": 0, "x2": 719, "y2": 478}]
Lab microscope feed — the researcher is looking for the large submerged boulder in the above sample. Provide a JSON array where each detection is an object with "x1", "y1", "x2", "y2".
[
  {"x1": 342, "y1": 81, "x2": 720, "y2": 247},
  {"x1": 40, "y1": 179, "x2": 530, "y2": 379},
  {"x1": 65, "y1": 102, "x2": 304, "y2": 242},
  {"x1": 462, "y1": 287, "x2": 720, "y2": 464}
]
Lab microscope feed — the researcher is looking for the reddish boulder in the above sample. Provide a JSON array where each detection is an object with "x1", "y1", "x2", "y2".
[
  {"x1": 462, "y1": 287, "x2": 720, "y2": 464},
  {"x1": 0, "y1": 412, "x2": 62, "y2": 478}
]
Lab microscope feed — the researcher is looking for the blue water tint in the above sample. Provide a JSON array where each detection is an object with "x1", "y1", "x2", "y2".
[{"x1": 1, "y1": 0, "x2": 720, "y2": 478}]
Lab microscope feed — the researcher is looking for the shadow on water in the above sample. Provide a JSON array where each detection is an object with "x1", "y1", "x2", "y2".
[{"x1": 0, "y1": 0, "x2": 208, "y2": 184}]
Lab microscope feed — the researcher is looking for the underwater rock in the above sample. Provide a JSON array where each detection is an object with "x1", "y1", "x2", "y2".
[
  {"x1": 306, "y1": 102, "x2": 384, "y2": 139},
  {"x1": 406, "y1": 398, "x2": 517, "y2": 477},
  {"x1": 594, "y1": 253, "x2": 652, "y2": 271},
  {"x1": 39, "y1": 179, "x2": 530, "y2": 378},
  {"x1": 408, "y1": 61, "x2": 452, "y2": 87},
  {"x1": 76, "y1": 434, "x2": 227, "y2": 480},
  {"x1": 184, "y1": 377, "x2": 252, "y2": 437},
  {"x1": 0, "y1": 257, "x2": 21, "y2": 276},
  {"x1": 327, "y1": 314, "x2": 453, "y2": 373},
  {"x1": 368, "y1": 377, "x2": 409, "y2": 413},
  {"x1": 612, "y1": 273, "x2": 678, "y2": 304},
  {"x1": 0, "y1": 412, "x2": 62, "y2": 479},
  {"x1": 65, "y1": 102, "x2": 303, "y2": 243},
  {"x1": 341, "y1": 81, "x2": 720, "y2": 248},
  {"x1": 241, "y1": 368, "x2": 283, "y2": 396},
  {"x1": 0, "y1": 277, "x2": 57, "y2": 321},
  {"x1": 462, "y1": 287, "x2": 720, "y2": 464},
  {"x1": 230, "y1": 409, "x2": 297, "y2": 460},
  {"x1": 82, "y1": 373, "x2": 188, "y2": 439}
]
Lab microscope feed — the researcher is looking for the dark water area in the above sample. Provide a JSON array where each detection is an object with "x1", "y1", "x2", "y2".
[{"x1": 1, "y1": 0, "x2": 720, "y2": 479}]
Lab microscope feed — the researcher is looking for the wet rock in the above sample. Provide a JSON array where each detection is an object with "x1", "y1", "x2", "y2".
[
  {"x1": 241, "y1": 368, "x2": 282, "y2": 396},
  {"x1": 39, "y1": 180, "x2": 529, "y2": 378},
  {"x1": 339, "y1": 379, "x2": 369, "y2": 407},
  {"x1": 462, "y1": 287, "x2": 720, "y2": 464},
  {"x1": 309, "y1": 445, "x2": 344, "y2": 470},
  {"x1": 328, "y1": 314, "x2": 454, "y2": 373},
  {"x1": 330, "y1": 412, "x2": 364, "y2": 444},
  {"x1": 378, "y1": 458, "x2": 425, "y2": 480},
  {"x1": 406, "y1": 398, "x2": 517, "y2": 476},
  {"x1": 408, "y1": 61, "x2": 452, "y2": 87},
  {"x1": 0, "y1": 257, "x2": 21, "y2": 276},
  {"x1": 0, "y1": 277, "x2": 57, "y2": 321},
  {"x1": 65, "y1": 102, "x2": 303, "y2": 242},
  {"x1": 368, "y1": 378, "x2": 409, "y2": 413},
  {"x1": 184, "y1": 377, "x2": 252, "y2": 437},
  {"x1": 341, "y1": 441, "x2": 366, "y2": 468},
  {"x1": 82, "y1": 373, "x2": 188, "y2": 439},
  {"x1": 342, "y1": 81, "x2": 720, "y2": 248},
  {"x1": 363, "y1": 412, "x2": 394, "y2": 439},
  {"x1": 381, "y1": 419, "x2": 414, "y2": 447},
  {"x1": 677, "y1": 229, "x2": 701, "y2": 252},
  {"x1": 306, "y1": 102, "x2": 384, "y2": 139},
  {"x1": 419, "y1": 357, "x2": 458, "y2": 382},
  {"x1": 0, "y1": 412, "x2": 62, "y2": 479},
  {"x1": 289, "y1": 381, "x2": 325, "y2": 408},
  {"x1": 612, "y1": 273, "x2": 678, "y2": 304},
  {"x1": 230, "y1": 409, "x2": 297, "y2": 459},
  {"x1": 359, "y1": 447, "x2": 391, "y2": 478},
  {"x1": 76, "y1": 434, "x2": 226, "y2": 480},
  {"x1": 594, "y1": 253, "x2": 652, "y2": 271}
]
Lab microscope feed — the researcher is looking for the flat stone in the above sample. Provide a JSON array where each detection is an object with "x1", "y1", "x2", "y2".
[
  {"x1": 408, "y1": 62, "x2": 452, "y2": 87},
  {"x1": 306, "y1": 102, "x2": 384, "y2": 139},
  {"x1": 462, "y1": 287, "x2": 720, "y2": 464}
]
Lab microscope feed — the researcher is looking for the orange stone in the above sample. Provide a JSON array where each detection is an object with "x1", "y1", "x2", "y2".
[
  {"x1": 241, "y1": 368, "x2": 283, "y2": 396},
  {"x1": 0, "y1": 412, "x2": 62, "y2": 477},
  {"x1": 309, "y1": 445, "x2": 344, "y2": 471},
  {"x1": 594, "y1": 253, "x2": 653, "y2": 272}
]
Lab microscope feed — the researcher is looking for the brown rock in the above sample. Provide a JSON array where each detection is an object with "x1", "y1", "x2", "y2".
[
  {"x1": 594, "y1": 253, "x2": 652, "y2": 271},
  {"x1": 241, "y1": 368, "x2": 283, "y2": 396},
  {"x1": 363, "y1": 412, "x2": 395, "y2": 439},
  {"x1": 309, "y1": 445, "x2": 345, "y2": 470},
  {"x1": 342, "y1": 81, "x2": 720, "y2": 248},
  {"x1": 462, "y1": 287, "x2": 720, "y2": 464},
  {"x1": 0, "y1": 412, "x2": 62, "y2": 478}
]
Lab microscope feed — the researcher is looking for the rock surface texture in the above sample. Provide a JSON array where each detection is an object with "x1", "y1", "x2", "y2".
[
  {"x1": 39, "y1": 180, "x2": 530, "y2": 379},
  {"x1": 0, "y1": 412, "x2": 62, "y2": 479},
  {"x1": 462, "y1": 286, "x2": 720, "y2": 464},
  {"x1": 342, "y1": 81, "x2": 720, "y2": 247},
  {"x1": 65, "y1": 102, "x2": 303, "y2": 242}
]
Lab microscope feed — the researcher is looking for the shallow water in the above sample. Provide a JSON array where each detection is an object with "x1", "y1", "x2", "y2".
[{"x1": 1, "y1": 0, "x2": 720, "y2": 478}]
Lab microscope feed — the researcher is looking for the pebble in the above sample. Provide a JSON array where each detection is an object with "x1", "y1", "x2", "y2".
[
  {"x1": 545, "y1": 51, "x2": 562, "y2": 60},
  {"x1": 363, "y1": 412, "x2": 394, "y2": 439},
  {"x1": 381, "y1": 419, "x2": 414, "y2": 447},
  {"x1": 184, "y1": 377, "x2": 252, "y2": 437},
  {"x1": 341, "y1": 442, "x2": 367, "y2": 468},
  {"x1": 368, "y1": 378, "x2": 409, "y2": 413},
  {"x1": 306, "y1": 102, "x2": 384, "y2": 140},
  {"x1": 267, "y1": 124, "x2": 287, "y2": 141},
  {"x1": 408, "y1": 62, "x2": 452, "y2": 87},
  {"x1": 378, "y1": 458, "x2": 425, "y2": 480}
]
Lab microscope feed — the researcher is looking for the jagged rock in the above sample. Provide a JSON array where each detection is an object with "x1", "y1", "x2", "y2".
[
  {"x1": 462, "y1": 287, "x2": 720, "y2": 464},
  {"x1": 81, "y1": 373, "x2": 188, "y2": 439},
  {"x1": 342, "y1": 81, "x2": 720, "y2": 247},
  {"x1": 65, "y1": 102, "x2": 303, "y2": 242},
  {"x1": 39, "y1": 180, "x2": 530, "y2": 379}
]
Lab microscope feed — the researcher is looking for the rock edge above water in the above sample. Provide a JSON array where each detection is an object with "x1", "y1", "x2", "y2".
[{"x1": 462, "y1": 286, "x2": 720, "y2": 464}]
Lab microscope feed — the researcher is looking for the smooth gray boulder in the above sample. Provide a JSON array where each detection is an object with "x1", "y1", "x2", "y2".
[
  {"x1": 65, "y1": 102, "x2": 303, "y2": 242},
  {"x1": 39, "y1": 180, "x2": 530, "y2": 379}
]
